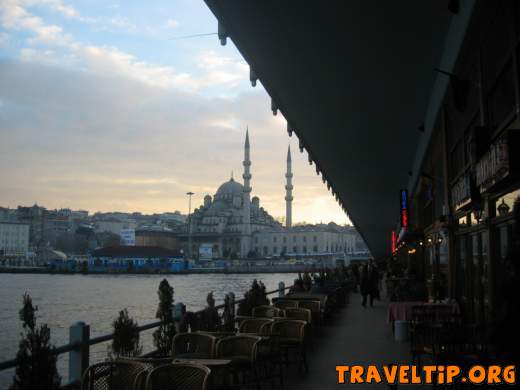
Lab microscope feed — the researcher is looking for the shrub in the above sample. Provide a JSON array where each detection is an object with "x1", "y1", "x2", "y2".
[
  {"x1": 153, "y1": 279, "x2": 176, "y2": 356},
  {"x1": 110, "y1": 309, "x2": 142, "y2": 358},
  {"x1": 11, "y1": 293, "x2": 61, "y2": 390}
]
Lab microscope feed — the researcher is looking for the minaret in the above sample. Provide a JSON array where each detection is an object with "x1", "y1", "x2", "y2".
[
  {"x1": 285, "y1": 145, "x2": 293, "y2": 228},
  {"x1": 241, "y1": 128, "x2": 252, "y2": 257}
]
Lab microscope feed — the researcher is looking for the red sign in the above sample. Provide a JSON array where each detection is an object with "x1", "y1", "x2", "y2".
[{"x1": 391, "y1": 230, "x2": 397, "y2": 253}]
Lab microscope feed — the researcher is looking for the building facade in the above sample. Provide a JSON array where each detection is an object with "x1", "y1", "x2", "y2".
[
  {"x1": 0, "y1": 222, "x2": 30, "y2": 259},
  {"x1": 394, "y1": 1, "x2": 520, "y2": 327}
]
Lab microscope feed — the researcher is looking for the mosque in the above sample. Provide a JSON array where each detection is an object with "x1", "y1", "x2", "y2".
[{"x1": 184, "y1": 130, "x2": 363, "y2": 260}]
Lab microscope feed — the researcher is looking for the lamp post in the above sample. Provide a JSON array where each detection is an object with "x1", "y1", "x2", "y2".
[{"x1": 186, "y1": 191, "x2": 194, "y2": 259}]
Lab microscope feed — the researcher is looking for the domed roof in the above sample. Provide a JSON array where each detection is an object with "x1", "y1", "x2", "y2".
[{"x1": 216, "y1": 178, "x2": 244, "y2": 196}]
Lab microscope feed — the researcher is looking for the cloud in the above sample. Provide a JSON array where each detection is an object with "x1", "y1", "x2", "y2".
[
  {"x1": 110, "y1": 16, "x2": 136, "y2": 32},
  {"x1": 0, "y1": 58, "x2": 349, "y2": 224},
  {"x1": 165, "y1": 19, "x2": 178, "y2": 29},
  {"x1": 0, "y1": 31, "x2": 8, "y2": 47}
]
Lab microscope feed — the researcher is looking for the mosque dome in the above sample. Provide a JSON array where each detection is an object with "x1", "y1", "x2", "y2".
[{"x1": 216, "y1": 177, "x2": 244, "y2": 197}]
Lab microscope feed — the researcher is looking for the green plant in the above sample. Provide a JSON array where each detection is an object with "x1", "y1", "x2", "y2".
[
  {"x1": 11, "y1": 293, "x2": 61, "y2": 390},
  {"x1": 153, "y1": 279, "x2": 176, "y2": 356},
  {"x1": 110, "y1": 309, "x2": 142, "y2": 358}
]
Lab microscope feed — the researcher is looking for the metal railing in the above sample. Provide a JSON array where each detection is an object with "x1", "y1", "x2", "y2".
[{"x1": 0, "y1": 281, "x2": 290, "y2": 389}]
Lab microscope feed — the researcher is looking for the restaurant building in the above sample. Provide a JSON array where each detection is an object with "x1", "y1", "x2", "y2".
[{"x1": 395, "y1": 1, "x2": 520, "y2": 325}]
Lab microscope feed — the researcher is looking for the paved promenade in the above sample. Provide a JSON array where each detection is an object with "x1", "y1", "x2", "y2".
[{"x1": 284, "y1": 291, "x2": 416, "y2": 390}]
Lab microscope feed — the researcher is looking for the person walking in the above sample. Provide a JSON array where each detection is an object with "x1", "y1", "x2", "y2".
[{"x1": 360, "y1": 259, "x2": 379, "y2": 307}]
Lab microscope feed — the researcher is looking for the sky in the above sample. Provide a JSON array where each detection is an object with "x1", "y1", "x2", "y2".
[{"x1": 0, "y1": 0, "x2": 350, "y2": 225}]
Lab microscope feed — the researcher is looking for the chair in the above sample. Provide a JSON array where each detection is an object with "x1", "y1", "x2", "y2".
[
  {"x1": 284, "y1": 308, "x2": 312, "y2": 324},
  {"x1": 270, "y1": 320, "x2": 308, "y2": 372},
  {"x1": 296, "y1": 300, "x2": 321, "y2": 325},
  {"x1": 172, "y1": 332, "x2": 216, "y2": 359},
  {"x1": 116, "y1": 357, "x2": 174, "y2": 390},
  {"x1": 81, "y1": 360, "x2": 148, "y2": 390},
  {"x1": 216, "y1": 335, "x2": 262, "y2": 388},
  {"x1": 273, "y1": 300, "x2": 298, "y2": 310},
  {"x1": 239, "y1": 318, "x2": 273, "y2": 336},
  {"x1": 145, "y1": 362, "x2": 211, "y2": 390},
  {"x1": 252, "y1": 305, "x2": 284, "y2": 318}
]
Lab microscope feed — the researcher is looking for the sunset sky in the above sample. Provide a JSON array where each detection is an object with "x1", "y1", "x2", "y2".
[{"x1": 0, "y1": 0, "x2": 350, "y2": 224}]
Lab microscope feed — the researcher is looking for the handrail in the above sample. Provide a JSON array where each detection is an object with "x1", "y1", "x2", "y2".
[{"x1": 0, "y1": 284, "x2": 291, "y2": 373}]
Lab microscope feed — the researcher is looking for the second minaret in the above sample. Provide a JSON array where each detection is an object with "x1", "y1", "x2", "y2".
[{"x1": 285, "y1": 145, "x2": 293, "y2": 228}]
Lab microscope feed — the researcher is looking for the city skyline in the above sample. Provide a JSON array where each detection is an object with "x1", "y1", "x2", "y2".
[{"x1": 0, "y1": 0, "x2": 350, "y2": 225}]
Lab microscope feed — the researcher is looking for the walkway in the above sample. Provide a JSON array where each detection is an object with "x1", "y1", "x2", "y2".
[{"x1": 284, "y1": 291, "x2": 416, "y2": 390}]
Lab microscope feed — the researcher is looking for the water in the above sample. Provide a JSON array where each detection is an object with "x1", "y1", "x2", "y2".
[{"x1": 0, "y1": 273, "x2": 296, "y2": 388}]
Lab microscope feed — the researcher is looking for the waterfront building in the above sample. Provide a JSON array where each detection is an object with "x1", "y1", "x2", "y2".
[
  {"x1": 88, "y1": 245, "x2": 186, "y2": 272},
  {"x1": 0, "y1": 221, "x2": 30, "y2": 260},
  {"x1": 135, "y1": 227, "x2": 179, "y2": 251}
]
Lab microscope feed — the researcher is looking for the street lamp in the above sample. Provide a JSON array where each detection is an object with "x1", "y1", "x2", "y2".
[{"x1": 186, "y1": 191, "x2": 194, "y2": 259}]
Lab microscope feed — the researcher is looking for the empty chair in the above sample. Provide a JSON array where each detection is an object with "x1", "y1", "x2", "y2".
[
  {"x1": 252, "y1": 305, "x2": 284, "y2": 318},
  {"x1": 297, "y1": 300, "x2": 321, "y2": 325},
  {"x1": 216, "y1": 335, "x2": 262, "y2": 388},
  {"x1": 239, "y1": 318, "x2": 273, "y2": 336},
  {"x1": 284, "y1": 307, "x2": 312, "y2": 324},
  {"x1": 81, "y1": 360, "x2": 148, "y2": 390},
  {"x1": 145, "y1": 363, "x2": 211, "y2": 390},
  {"x1": 273, "y1": 300, "x2": 298, "y2": 310},
  {"x1": 116, "y1": 357, "x2": 174, "y2": 390},
  {"x1": 270, "y1": 319, "x2": 308, "y2": 372},
  {"x1": 172, "y1": 332, "x2": 216, "y2": 359}
]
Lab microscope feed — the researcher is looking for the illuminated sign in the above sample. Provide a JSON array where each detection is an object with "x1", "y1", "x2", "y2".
[
  {"x1": 400, "y1": 189, "x2": 409, "y2": 229},
  {"x1": 391, "y1": 230, "x2": 397, "y2": 253}
]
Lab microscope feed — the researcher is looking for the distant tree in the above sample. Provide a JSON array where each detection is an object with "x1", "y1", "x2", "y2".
[
  {"x1": 153, "y1": 279, "x2": 176, "y2": 357},
  {"x1": 109, "y1": 309, "x2": 142, "y2": 358},
  {"x1": 11, "y1": 293, "x2": 61, "y2": 390}
]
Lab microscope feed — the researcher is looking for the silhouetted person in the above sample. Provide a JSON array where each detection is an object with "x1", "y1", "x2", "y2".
[{"x1": 360, "y1": 259, "x2": 379, "y2": 307}]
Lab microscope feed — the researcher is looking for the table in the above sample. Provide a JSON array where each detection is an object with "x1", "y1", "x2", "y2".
[
  {"x1": 173, "y1": 358, "x2": 232, "y2": 367},
  {"x1": 387, "y1": 301, "x2": 460, "y2": 323}
]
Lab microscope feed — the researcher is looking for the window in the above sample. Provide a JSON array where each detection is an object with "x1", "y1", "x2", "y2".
[
  {"x1": 273, "y1": 246, "x2": 278, "y2": 254},
  {"x1": 273, "y1": 236, "x2": 277, "y2": 243},
  {"x1": 313, "y1": 236, "x2": 317, "y2": 242},
  {"x1": 293, "y1": 246, "x2": 297, "y2": 252},
  {"x1": 313, "y1": 245, "x2": 318, "y2": 252},
  {"x1": 303, "y1": 236, "x2": 307, "y2": 242},
  {"x1": 292, "y1": 236, "x2": 296, "y2": 242},
  {"x1": 303, "y1": 246, "x2": 307, "y2": 253},
  {"x1": 283, "y1": 237, "x2": 287, "y2": 243},
  {"x1": 255, "y1": 237, "x2": 258, "y2": 244}
]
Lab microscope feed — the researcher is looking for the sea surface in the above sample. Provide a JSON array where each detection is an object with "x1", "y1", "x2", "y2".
[{"x1": 0, "y1": 273, "x2": 296, "y2": 388}]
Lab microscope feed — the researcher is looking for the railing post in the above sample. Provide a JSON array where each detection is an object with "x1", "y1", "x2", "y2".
[
  {"x1": 69, "y1": 321, "x2": 90, "y2": 384},
  {"x1": 228, "y1": 292, "x2": 235, "y2": 317},
  {"x1": 278, "y1": 281, "x2": 285, "y2": 297}
]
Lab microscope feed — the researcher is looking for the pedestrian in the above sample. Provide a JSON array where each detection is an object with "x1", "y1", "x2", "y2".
[{"x1": 360, "y1": 259, "x2": 379, "y2": 307}]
